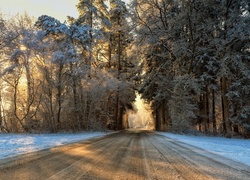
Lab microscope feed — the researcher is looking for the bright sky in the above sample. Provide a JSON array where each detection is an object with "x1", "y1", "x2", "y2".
[
  {"x1": 0, "y1": 0, "x2": 130, "y2": 22},
  {"x1": 0, "y1": 0, "x2": 80, "y2": 22}
]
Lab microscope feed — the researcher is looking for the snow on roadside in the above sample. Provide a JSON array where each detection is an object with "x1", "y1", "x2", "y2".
[
  {"x1": 158, "y1": 132, "x2": 250, "y2": 166},
  {"x1": 1, "y1": 131, "x2": 250, "y2": 167},
  {"x1": 0, "y1": 132, "x2": 110, "y2": 160}
]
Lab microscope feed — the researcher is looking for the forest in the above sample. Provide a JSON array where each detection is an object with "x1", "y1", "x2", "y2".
[{"x1": 0, "y1": 0, "x2": 249, "y2": 138}]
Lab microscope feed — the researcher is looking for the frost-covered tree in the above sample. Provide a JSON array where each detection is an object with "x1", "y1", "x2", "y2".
[
  {"x1": 108, "y1": 0, "x2": 135, "y2": 129},
  {"x1": 35, "y1": 15, "x2": 93, "y2": 131},
  {"x1": 189, "y1": 0, "x2": 250, "y2": 136},
  {"x1": 0, "y1": 14, "x2": 44, "y2": 132},
  {"x1": 72, "y1": 0, "x2": 111, "y2": 66},
  {"x1": 132, "y1": 0, "x2": 250, "y2": 135},
  {"x1": 213, "y1": 0, "x2": 250, "y2": 136},
  {"x1": 35, "y1": 1, "x2": 134, "y2": 131},
  {"x1": 168, "y1": 75, "x2": 200, "y2": 132},
  {"x1": 132, "y1": 0, "x2": 178, "y2": 131}
]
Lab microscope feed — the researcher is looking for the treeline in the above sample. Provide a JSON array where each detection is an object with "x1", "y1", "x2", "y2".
[
  {"x1": 1, "y1": 0, "x2": 250, "y2": 137},
  {"x1": 0, "y1": 0, "x2": 137, "y2": 133},
  {"x1": 133, "y1": 0, "x2": 250, "y2": 137}
]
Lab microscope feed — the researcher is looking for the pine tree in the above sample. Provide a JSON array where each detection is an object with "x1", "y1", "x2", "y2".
[{"x1": 132, "y1": 0, "x2": 250, "y2": 135}]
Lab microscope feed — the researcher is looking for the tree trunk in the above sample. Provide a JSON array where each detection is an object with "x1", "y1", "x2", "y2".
[
  {"x1": 160, "y1": 100, "x2": 166, "y2": 131},
  {"x1": 119, "y1": 106, "x2": 124, "y2": 130},
  {"x1": 187, "y1": 2, "x2": 196, "y2": 74},
  {"x1": 70, "y1": 63, "x2": 80, "y2": 130},
  {"x1": 115, "y1": 15, "x2": 122, "y2": 130},
  {"x1": 0, "y1": 91, "x2": 9, "y2": 132},
  {"x1": 0, "y1": 92, "x2": 3, "y2": 132},
  {"x1": 221, "y1": 76, "x2": 231, "y2": 136},
  {"x1": 56, "y1": 63, "x2": 64, "y2": 131},
  {"x1": 13, "y1": 76, "x2": 26, "y2": 132},
  {"x1": 155, "y1": 108, "x2": 160, "y2": 131},
  {"x1": 108, "y1": 36, "x2": 112, "y2": 68},
  {"x1": 79, "y1": 85, "x2": 85, "y2": 129},
  {"x1": 73, "y1": 77, "x2": 79, "y2": 129},
  {"x1": 123, "y1": 113, "x2": 129, "y2": 129},
  {"x1": 115, "y1": 92, "x2": 120, "y2": 130},
  {"x1": 212, "y1": 89, "x2": 216, "y2": 134},
  {"x1": 155, "y1": 104, "x2": 164, "y2": 131},
  {"x1": 24, "y1": 63, "x2": 33, "y2": 132},
  {"x1": 88, "y1": 0, "x2": 93, "y2": 67},
  {"x1": 164, "y1": 102, "x2": 171, "y2": 130},
  {"x1": 84, "y1": 93, "x2": 91, "y2": 129},
  {"x1": 198, "y1": 95, "x2": 203, "y2": 131},
  {"x1": 204, "y1": 85, "x2": 209, "y2": 132},
  {"x1": 117, "y1": 16, "x2": 121, "y2": 77},
  {"x1": 48, "y1": 86, "x2": 56, "y2": 133}
]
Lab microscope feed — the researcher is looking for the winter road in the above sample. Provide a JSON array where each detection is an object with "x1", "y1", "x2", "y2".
[{"x1": 0, "y1": 130, "x2": 250, "y2": 180}]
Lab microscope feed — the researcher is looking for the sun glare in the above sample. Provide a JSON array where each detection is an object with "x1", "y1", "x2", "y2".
[
  {"x1": 20, "y1": 45, "x2": 26, "y2": 51},
  {"x1": 128, "y1": 93, "x2": 155, "y2": 130}
]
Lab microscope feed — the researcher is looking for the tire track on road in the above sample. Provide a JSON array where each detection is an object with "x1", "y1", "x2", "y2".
[{"x1": 47, "y1": 133, "x2": 133, "y2": 179}]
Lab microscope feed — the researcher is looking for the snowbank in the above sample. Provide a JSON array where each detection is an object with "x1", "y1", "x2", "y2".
[
  {"x1": 158, "y1": 132, "x2": 250, "y2": 166},
  {"x1": 0, "y1": 132, "x2": 109, "y2": 160}
]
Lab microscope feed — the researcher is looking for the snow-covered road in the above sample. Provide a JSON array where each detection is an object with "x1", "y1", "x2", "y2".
[
  {"x1": 0, "y1": 130, "x2": 249, "y2": 179},
  {"x1": 0, "y1": 130, "x2": 249, "y2": 167}
]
